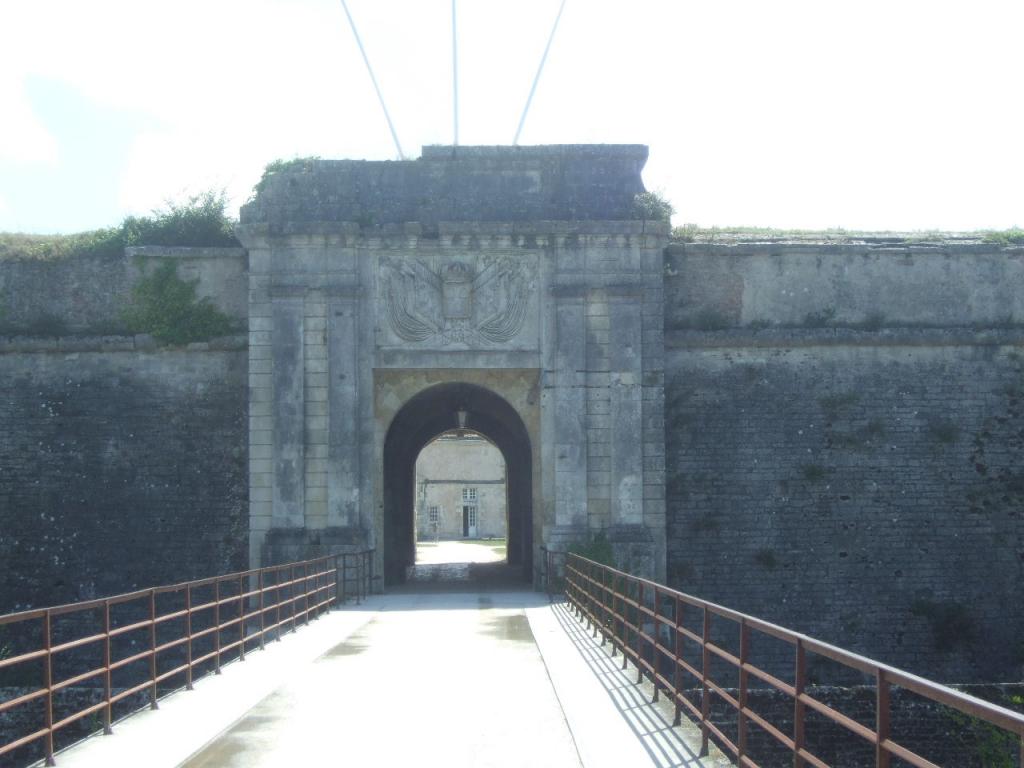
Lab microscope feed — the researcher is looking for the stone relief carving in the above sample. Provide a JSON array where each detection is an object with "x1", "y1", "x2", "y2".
[{"x1": 380, "y1": 256, "x2": 535, "y2": 346}]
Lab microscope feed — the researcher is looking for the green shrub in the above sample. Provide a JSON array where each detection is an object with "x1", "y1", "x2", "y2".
[
  {"x1": 121, "y1": 191, "x2": 237, "y2": 248},
  {"x1": 123, "y1": 261, "x2": 234, "y2": 345},
  {"x1": 252, "y1": 156, "x2": 320, "y2": 197},
  {"x1": 632, "y1": 191, "x2": 674, "y2": 222}
]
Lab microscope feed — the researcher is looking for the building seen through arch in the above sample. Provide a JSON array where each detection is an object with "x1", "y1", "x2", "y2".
[{"x1": 415, "y1": 432, "x2": 507, "y2": 543}]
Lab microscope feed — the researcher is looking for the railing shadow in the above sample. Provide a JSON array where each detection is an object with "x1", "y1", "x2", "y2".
[{"x1": 550, "y1": 599, "x2": 719, "y2": 768}]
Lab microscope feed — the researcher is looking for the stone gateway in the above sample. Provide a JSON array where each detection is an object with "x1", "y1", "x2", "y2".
[{"x1": 235, "y1": 145, "x2": 669, "y2": 585}]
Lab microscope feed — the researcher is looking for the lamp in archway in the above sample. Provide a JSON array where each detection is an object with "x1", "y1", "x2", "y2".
[{"x1": 455, "y1": 407, "x2": 469, "y2": 437}]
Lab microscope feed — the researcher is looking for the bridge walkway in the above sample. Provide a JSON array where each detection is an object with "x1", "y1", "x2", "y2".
[{"x1": 51, "y1": 589, "x2": 727, "y2": 768}]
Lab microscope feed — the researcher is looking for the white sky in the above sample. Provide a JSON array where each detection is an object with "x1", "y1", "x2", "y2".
[{"x1": 1, "y1": 0, "x2": 1021, "y2": 233}]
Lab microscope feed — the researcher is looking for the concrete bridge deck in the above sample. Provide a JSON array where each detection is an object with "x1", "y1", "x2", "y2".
[{"x1": 51, "y1": 589, "x2": 728, "y2": 768}]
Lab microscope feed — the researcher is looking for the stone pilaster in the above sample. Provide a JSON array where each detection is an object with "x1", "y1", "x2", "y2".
[
  {"x1": 271, "y1": 293, "x2": 305, "y2": 528},
  {"x1": 328, "y1": 290, "x2": 362, "y2": 528}
]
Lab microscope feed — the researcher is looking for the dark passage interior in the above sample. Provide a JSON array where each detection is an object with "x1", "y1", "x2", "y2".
[{"x1": 383, "y1": 383, "x2": 533, "y2": 585}]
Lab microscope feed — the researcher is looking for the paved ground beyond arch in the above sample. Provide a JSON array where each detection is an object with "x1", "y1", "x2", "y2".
[{"x1": 53, "y1": 591, "x2": 727, "y2": 768}]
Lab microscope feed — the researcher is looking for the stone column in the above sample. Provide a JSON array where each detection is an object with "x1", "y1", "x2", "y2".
[
  {"x1": 608, "y1": 288, "x2": 643, "y2": 525},
  {"x1": 247, "y1": 249, "x2": 274, "y2": 568},
  {"x1": 328, "y1": 290, "x2": 361, "y2": 528},
  {"x1": 271, "y1": 293, "x2": 305, "y2": 529},
  {"x1": 553, "y1": 287, "x2": 588, "y2": 529}
]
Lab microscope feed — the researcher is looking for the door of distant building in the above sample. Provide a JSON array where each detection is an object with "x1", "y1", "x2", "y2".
[
  {"x1": 462, "y1": 487, "x2": 478, "y2": 538},
  {"x1": 462, "y1": 505, "x2": 477, "y2": 538}
]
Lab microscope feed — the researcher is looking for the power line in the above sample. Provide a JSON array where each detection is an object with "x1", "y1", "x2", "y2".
[
  {"x1": 452, "y1": 0, "x2": 459, "y2": 146},
  {"x1": 339, "y1": 0, "x2": 405, "y2": 160},
  {"x1": 513, "y1": 0, "x2": 567, "y2": 145}
]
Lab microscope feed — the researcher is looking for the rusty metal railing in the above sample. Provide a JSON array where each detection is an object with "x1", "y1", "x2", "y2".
[
  {"x1": 563, "y1": 553, "x2": 1024, "y2": 768},
  {"x1": 0, "y1": 550, "x2": 374, "y2": 766}
]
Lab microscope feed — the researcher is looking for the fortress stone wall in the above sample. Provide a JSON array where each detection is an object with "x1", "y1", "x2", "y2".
[
  {"x1": 664, "y1": 240, "x2": 1024, "y2": 682},
  {"x1": 1, "y1": 147, "x2": 1021, "y2": 683}
]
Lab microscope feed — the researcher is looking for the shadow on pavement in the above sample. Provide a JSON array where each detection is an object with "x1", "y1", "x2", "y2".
[{"x1": 550, "y1": 600, "x2": 725, "y2": 768}]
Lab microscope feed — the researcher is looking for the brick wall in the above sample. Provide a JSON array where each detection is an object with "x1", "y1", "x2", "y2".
[
  {"x1": 0, "y1": 345, "x2": 248, "y2": 614},
  {"x1": 663, "y1": 241, "x2": 1024, "y2": 683}
]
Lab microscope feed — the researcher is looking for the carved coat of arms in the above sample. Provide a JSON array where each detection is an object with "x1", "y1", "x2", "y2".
[{"x1": 380, "y1": 257, "x2": 534, "y2": 346}]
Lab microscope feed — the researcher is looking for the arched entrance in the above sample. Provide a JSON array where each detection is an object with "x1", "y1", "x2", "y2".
[{"x1": 382, "y1": 383, "x2": 533, "y2": 585}]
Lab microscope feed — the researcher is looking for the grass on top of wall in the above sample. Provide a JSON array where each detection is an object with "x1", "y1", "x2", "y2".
[
  {"x1": 670, "y1": 225, "x2": 1024, "y2": 245},
  {"x1": 0, "y1": 191, "x2": 240, "y2": 261}
]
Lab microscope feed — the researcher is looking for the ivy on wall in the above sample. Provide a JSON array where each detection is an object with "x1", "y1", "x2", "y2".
[{"x1": 122, "y1": 260, "x2": 234, "y2": 345}]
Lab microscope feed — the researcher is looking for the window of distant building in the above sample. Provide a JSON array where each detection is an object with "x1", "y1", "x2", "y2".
[{"x1": 462, "y1": 487, "x2": 477, "y2": 501}]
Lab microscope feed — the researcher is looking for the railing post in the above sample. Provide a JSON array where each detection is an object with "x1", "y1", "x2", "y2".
[
  {"x1": 652, "y1": 587, "x2": 660, "y2": 702},
  {"x1": 606, "y1": 569, "x2": 614, "y2": 659},
  {"x1": 313, "y1": 562, "x2": 321, "y2": 618},
  {"x1": 275, "y1": 570, "x2": 282, "y2": 642},
  {"x1": 303, "y1": 562, "x2": 310, "y2": 626},
  {"x1": 794, "y1": 638, "x2": 807, "y2": 767},
  {"x1": 341, "y1": 554, "x2": 349, "y2": 604},
  {"x1": 149, "y1": 589, "x2": 158, "y2": 709},
  {"x1": 672, "y1": 595, "x2": 682, "y2": 726},
  {"x1": 738, "y1": 618, "x2": 750, "y2": 761},
  {"x1": 369, "y1": 550, "x2": 375, "y2": 596},
  {"x1": 238, "y1": 574, "x2": 246, "y2": 661},
  {"x1": 43, "y1": 609, "x2": 54, "y2": 767},
  {"x1": 289, "y1": 565, "x2": 296, "y2": 634},
  {"x1": 258, "y1": 570, "x2": 266, "y2": 651},
  {"x1": 214, "y1": 580, "x2": 222, "y2": 673},
  {"x1": 635, "y1": 580, "x2": 644, "y2": 684},
  {"x1": 355, "y1": 554, "x2": 362, "y2": 606},
  {"x1": 876, "y1": 669, "x2": 891, "y2": 768},
  {"x1": 620, "y1": 574, "x2": 628, "y2": 671},
  {"x1": 185, "y1": 585, "x2": 194, "y2": 690},
  {"x1": 600, "y1": 568, "x2": 609, "y2": 646},
  {"x1": 103, "y1": 599, "x2": 113, "y2": 733},
  {"x1": 699, "y1": 605, "x2": 710, "y2": 757}
]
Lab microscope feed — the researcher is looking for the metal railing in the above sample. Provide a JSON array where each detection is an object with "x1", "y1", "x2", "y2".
[
  {"x1": 0, "y1": 550, "x2": 374, "y2": 766},
  {"x1": 564, "y1": 553, "x2": 1024, "y2": 768}
]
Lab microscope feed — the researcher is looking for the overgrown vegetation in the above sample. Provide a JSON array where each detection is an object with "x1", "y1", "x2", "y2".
[
  {"x1": 672, "y1": 224, "x2": 856, "y2": 242},
  {"x1": 252, "y1": 156, "x2": 320, "y2": 197},
  {"x1": 568, "y1": 532, "x2": 616, "y2": 568},
  {"x1": 983, "y1": 228, "x2": 1024, "y2": 245},
  {"x1": 122, "y1": 260, "x2": 235, "y2": 345},
  {"x1": 632, "y1": 191, "x2": 674, "y2": 222},
  {"x1": 669, "y1": 225, "x2": 1021, "y2": 244},
  {"x1": 0, "y1": 191, "x2": 239, "y2": 261},
  {"x1": 910, "y1": 599, "x2": 975, "y2": 652},
  {"x1": 947, "y1": 694, "x2": 1024, "y2": 768}
]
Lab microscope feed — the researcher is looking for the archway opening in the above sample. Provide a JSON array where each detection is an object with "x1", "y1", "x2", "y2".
[{"x1": 383, "y1": 382, "x2": 533, "y2": 586}]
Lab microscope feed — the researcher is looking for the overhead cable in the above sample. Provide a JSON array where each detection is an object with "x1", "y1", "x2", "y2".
[
  {"x1": 340, "y1": 0, "x2": 405, "y2": 159},
  {"x1": 513, "y1": 0, "x2": 568, "y2": 145}
]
